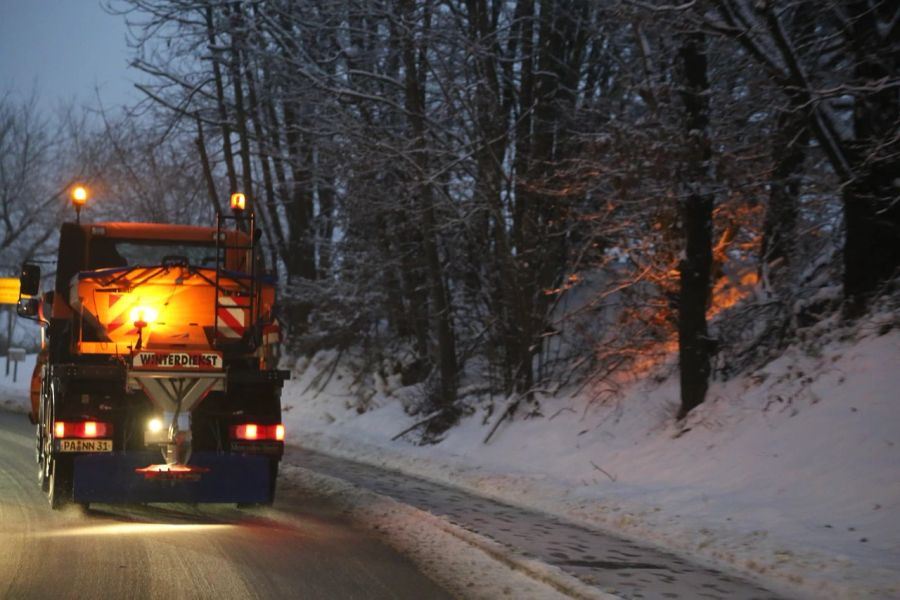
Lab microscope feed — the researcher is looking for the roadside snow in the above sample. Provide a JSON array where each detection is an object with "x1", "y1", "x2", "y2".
[
  {"x1": 0, "y1": 352, "x2": 33, "y2": 414},
  {"x1": 278, "y1": 464, "x2": 614, "y2": 600},
  {"x1": 281, "y1": 321, "x2": 900, "y2": 599}
]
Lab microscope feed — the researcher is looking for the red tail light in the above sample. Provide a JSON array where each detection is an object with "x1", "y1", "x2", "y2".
[
  {"x1": 54, "y1": 420, "x2": 111, "y2": 439},
  {"x1": 231, "y1": 423, "x2": 284, "y2": 441}
]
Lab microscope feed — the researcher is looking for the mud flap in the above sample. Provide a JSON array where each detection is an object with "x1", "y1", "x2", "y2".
[{"x1": 72, "y1": 452, "x2": 273, "y2": 504}]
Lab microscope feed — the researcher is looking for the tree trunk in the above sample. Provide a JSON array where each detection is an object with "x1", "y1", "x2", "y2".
[
  {"x1": 243, "y1": 35, "x2": 289, "y2": 272},
  {"x1": 194, "y1": 116, "x2": 222, "y2": 215},
  {"x1": 508, "y1": 0, "x2": 536, "y2": 396},
  {"x1": 227, "y1": 4, "x2": 254, "y2": 218},
  {"x1": 759, "y1": 3, "x2": 814, "y2": 289},
  {"x1": 400, "y1": 0, "x2": 458, "y2": 418},
  {"x1": 676, "y1": 32, "x2": 715, "y2": 421},
  {"x1": 316, "y1": 170, "x2": 335, "y2": 280},
  {"x1": 205, "y1": 6, "x2": 238, "y2": 196},
  {"x1": 842, "y1": 0, "x2": 900, "y2": 314},
  {"x1": 761, "y1": 93, "x2": 807, "y2": 287}
]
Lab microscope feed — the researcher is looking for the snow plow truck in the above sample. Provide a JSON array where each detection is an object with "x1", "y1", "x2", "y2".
[{"x1": 17, "y1": 200, "x2": 288, "y2": 509}]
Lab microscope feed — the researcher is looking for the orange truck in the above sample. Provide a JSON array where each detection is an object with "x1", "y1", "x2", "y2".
[{"x1": 18, "y1": 208, "x2": 288, "y2": 509}]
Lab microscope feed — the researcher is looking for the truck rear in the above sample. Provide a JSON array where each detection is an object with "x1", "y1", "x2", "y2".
[{"x1": 18, "y1": 210, "x2": 288, "y2": 509}]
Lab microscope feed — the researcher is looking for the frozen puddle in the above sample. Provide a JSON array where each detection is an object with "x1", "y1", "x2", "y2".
[{"x1": 289, "y1": 447, "x2": 783, "y2": 599}]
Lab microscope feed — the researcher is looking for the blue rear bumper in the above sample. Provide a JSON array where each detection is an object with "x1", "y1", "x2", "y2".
[{"x1": 73, "y1": 451, "x2": 274, "y2": 504}]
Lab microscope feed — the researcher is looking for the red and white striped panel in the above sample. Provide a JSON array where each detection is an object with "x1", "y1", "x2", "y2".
[
  {"x1": 106, "y1": 294, "x2": 140, "y2": 336},
  {"x1": 217, "y1": 296, "x2": 249, "y2": 339}
]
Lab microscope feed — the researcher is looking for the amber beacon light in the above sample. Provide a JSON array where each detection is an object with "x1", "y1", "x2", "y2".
[
  {"x1": 71, "y1": 185, "x2": 89, "y2": 224},
  {"x1": 230, "y1": 192, "x2": 246, "y2": 211}
]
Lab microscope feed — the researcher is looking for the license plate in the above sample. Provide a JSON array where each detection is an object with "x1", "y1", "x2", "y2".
[
  {"x1": 231, "y1": 441, "x2": 282, "y2": 455},
  {"x1": 58, "y1": 439, "x2": 113, "y2": 453}
]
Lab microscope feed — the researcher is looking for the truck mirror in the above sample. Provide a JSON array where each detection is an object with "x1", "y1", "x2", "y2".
[
  {"x1": 20, "y1": 263, "x2": 41, "y2": 296},
  {"x1": 17, "y1": 297, "x2": 40, "y2": 318}
]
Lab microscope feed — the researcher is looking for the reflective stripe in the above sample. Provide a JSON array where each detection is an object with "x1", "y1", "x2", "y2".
[
  {"x1": 106, "y1": 294, "x2": 140, "y2": 334},
  {"x1": 217, "y1": 296, "x2": 249, "y2": 339}
]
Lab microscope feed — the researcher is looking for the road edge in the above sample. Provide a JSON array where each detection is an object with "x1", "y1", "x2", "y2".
[{"x1": 277, "y1": 462, "x2": 620, "y2": 600}]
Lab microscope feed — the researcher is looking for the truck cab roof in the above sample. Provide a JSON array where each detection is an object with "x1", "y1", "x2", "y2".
[{"x1": 82, "y1": 222, "x2": 246, "y2": 243}]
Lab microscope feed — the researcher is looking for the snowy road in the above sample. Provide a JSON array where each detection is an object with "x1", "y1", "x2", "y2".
[
  {"x1": 0, "y1": 404, "x2": 790, "y2": 599},
  {"x1": 288, "y1": 446, "x2": 786, "y2": 600},
  {"x1": 0, "y1": 410, "x2": 451, "y2": 600}
]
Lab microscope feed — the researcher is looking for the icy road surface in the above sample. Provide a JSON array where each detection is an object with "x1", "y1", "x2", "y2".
[
  {"x1": 288, "y1": 446, "x2": 785, "y2": 600},
  {"x1": 0, "y1": 410, "x2": 450, "y2": 600}
]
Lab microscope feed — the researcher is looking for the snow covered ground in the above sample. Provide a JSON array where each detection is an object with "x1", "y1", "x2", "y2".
[
  {"x1": 281, "y1": 311, "x2": 900, "y2": 599},
  {"x1": 3, "y1": 311, "x2": 896, "y2": 598},
  {"x1": 0, "y1": 352, "x2": 34, "y2": 415}
]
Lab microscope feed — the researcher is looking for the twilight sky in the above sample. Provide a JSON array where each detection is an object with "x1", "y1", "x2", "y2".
[{"x1": 0, "y1": 0, "x2": 137, "y2": 111}]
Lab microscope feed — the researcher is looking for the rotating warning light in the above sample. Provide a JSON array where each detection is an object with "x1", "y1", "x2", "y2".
[
  {"x1": 71, "y1": 185, "x2": 89, "y2": 206},
  {"x1": 129, "y1": 306, "x2": 159, "y2": 327},
  {"x1": 71, "y1": 185, "x2": 89, "y2": 224},
  {"x1": 230, "y1": 192, "x2": 246, "y2": 211}
]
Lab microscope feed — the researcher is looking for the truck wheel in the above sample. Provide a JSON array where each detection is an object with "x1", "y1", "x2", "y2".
[
  {"x1": 48, "y1": 456, "x2": 74, "y2": 510},
  {"x1": 38, "y1": 383, "x2": 56, "y2": 493},
  {"x1": 38, "y1": 449, "x2": 50, "y2": 492},
  {"x1": 35, "y1": 424, "x2": 42, "y2": 465},
  {"x1": 38, "y1": 400, "x2": 53, "y2": 492},
  {"x1": 36, "y1": 422, "x2": 51, "y2": 492}
]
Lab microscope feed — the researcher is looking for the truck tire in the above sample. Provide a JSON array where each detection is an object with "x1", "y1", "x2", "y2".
[
  {"x1": 37, "y1": 422, "x2": 51, "y2": 492},
  {"x1": 35, "y1": 424, "x2": 42, "y2": 465},
  {"x1": 37, "y1": 386, "x2": 54, "y2": 492},
  {"x1": 37, "y1": 380, "x2": 57, "y2": 493},
  {"x1": 38, "y1": 445, "x2": 50, "y2": 493}
]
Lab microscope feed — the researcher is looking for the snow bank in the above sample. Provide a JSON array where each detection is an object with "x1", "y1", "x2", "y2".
[{"x1": 281, "y1": 319, "x2": 900, "y2": 599}]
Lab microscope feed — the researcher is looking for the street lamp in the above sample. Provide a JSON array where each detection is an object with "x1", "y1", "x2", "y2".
[{"x1": 71, "y1": 185, "x2": 89, "y2": 224}]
